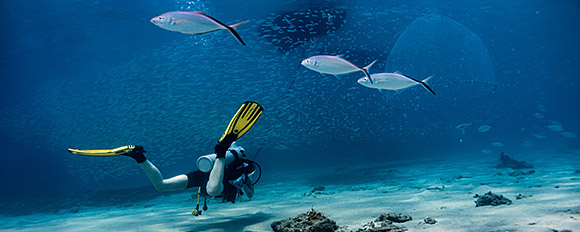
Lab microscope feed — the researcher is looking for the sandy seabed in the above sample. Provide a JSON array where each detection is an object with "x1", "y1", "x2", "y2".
[{"x1": 1, "y1": 152, "x2": 579, "y2": 232}]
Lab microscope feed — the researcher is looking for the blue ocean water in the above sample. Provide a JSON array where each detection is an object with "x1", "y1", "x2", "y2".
[{"x1": 0, "y1": 0, "x2": 579, "y2": 224}]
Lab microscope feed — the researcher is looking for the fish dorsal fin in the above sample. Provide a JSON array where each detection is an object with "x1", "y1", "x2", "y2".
[
  {"x1": 394, "y1": 71, "x2": 402, "y2": 74},
  {"x1": 335, "y1": 54, "x2": 345, "y2": 58},
  {"x1": 192, "y1": 11, "x2": 207, "y2": 15}
]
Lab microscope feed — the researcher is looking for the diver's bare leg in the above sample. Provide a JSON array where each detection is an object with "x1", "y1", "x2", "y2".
[
  {"x1": 140, "y1": 160, "x2": 188, "y2": 191},
  {"x1": 206, "y1": 158, "x2": 225, "y2": 196}
]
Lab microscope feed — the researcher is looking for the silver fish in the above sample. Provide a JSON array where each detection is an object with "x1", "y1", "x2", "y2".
[
  {"x1": 533, "y1": 134, "x2": 546, "y2": 139},
  {"x1": 151, "y1": 11, "x2": 249, "y2": 45},
  {"x1": 301, "y1": 55, "x2": 376, "y2": 83},
  {"x1": 521, "y1": 140, "x2": 534, "y2": 147},
  {"x1": 357, "y1": 72, "x2": 436, "y2": 95},
  {"x1": 546, "y1": 124, "x2": 564, "y2": 132},
  {"x1": 491, "y1": 142, "x2": 504, "y2": 147},
  {"x1": 477, "y1": 125, "x2": 492, "y2": 133},
  {"x1": 561, "y1": 131, "x2": 576, "y2": 138}
]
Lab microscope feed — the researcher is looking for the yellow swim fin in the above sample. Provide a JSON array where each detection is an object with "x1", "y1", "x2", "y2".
[
  {"x1": 67, "y1": 145, "x2": 136, "y2": 157},
  {"x1": 218, "y1": 101, "x2": 263, "y2": 144}
]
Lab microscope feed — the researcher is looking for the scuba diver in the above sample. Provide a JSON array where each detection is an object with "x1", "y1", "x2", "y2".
[{"x1": 68, "y1": 101, "x2": 263, "y2": 215}]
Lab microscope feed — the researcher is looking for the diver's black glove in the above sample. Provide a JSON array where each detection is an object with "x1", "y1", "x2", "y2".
[
  {"x1": 123, "y1": 145, "x2": 147, "y2": 163},
  {"x1": 215, "y1": 134, "x2": 236, "y2": 159}
]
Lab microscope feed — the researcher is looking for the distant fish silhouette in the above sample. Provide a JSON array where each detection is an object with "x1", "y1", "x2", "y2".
[
  {"x1": 533, "y1": 134, "x2": 546, "y2": 139},
  {"x1": 455, "y1": 123, "x2": 472, "y2": 135},
  {"x1": 546, "y1": 124, "x2": 564, "y2": 132},
  {"x1": 561, "y1": 131, "x2": 576, "y2": 138},
  {"x1": 477, "y1": 125, "x2": 492, "y2": 133},
  {"x1": 521, "y1": 140, "x2": 534, "y2": 147},
  {"x1": 151, "y1": 11, "x2": 249, "y2": 45},
  {"x1": 491, "y1": 142, "x2": 504, "y2": 147}
]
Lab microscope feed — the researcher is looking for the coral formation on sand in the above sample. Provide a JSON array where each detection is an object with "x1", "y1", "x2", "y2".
[
  {"x1": 357, "y1": 213, "x2": 413, "y2": 232},
  {"x1": 375, "y1": 213, "x2": 413, "y2": 223},
  {"x1": 515, "y1": 194, "x2": 532, "y2": 200},
  {"x1": 496, "y1": 152, "x2": 533, "y2": 169},
  {"x1": 508, "y1": 170, "x2": 535, "y2": 177},
  {"x1": 303, "y1": 186, "x2": 327, "y2": 197},
  {"x1": 356, "y1": 212, "x2": 412, "y2": 231},
  {"x1": 474, "y1": 191, "x2": 513, "y2": 207},
  {"x1": 272, "y1": 210, "x2": 414, "y2": 232},
  {"x1": 312, "y1": 186, "x2": 326, "y2": 193},
  {"x1": 271, "y1": 209, "x2": 338, "y2": 232},
  {"x1": 355, "y1": 220, "x2": 407, "y2": 232},
  {"x1": 423, "y1": 216, "x2": 437, "y2": 224}
]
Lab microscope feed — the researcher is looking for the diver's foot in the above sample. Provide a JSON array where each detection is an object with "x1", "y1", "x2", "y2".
[
  {"x1": 122, "y1": 145, "x2": 147, "y2": 163},
  {"x1": 215, "y1": 134, "x2": 236, "y2": 158}
]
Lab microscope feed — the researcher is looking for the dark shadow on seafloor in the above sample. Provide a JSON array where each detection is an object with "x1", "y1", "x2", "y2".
[{"x1": 185, "y1": 212, "x2": 275, "y2": 232}]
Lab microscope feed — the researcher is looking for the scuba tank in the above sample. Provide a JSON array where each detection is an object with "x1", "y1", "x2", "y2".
[{"x1": 196, "y1": 147, "x2": 245, "y2": 173}]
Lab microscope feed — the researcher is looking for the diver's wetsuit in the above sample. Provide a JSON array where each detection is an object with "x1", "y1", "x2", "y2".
[{"x1": 185, "y1": 171, "x2": 210, "y2": 190}]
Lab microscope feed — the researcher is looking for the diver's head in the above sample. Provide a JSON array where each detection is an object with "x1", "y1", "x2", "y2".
[{"x1": 228, "y1": 142, "x2": 245, "y2": 158}]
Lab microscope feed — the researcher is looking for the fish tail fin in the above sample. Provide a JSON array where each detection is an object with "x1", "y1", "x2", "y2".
[
  {"x1": 420, "y1": 76, "x2": 436, "y2": 95},
  {"x1": 363, "y1": 59, "x2": 377, "y2": 71},
  {"x1": 361, "y1": 60, "x2": 377, "y2": 84},
  {"x1": 226, "y1": 20, "x2": 249, "y2": 46}
]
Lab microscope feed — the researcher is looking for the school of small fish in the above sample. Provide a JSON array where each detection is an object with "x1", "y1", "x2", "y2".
[{"x1": 454, "y1": 103, "x2": 577, "y2": 154}]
